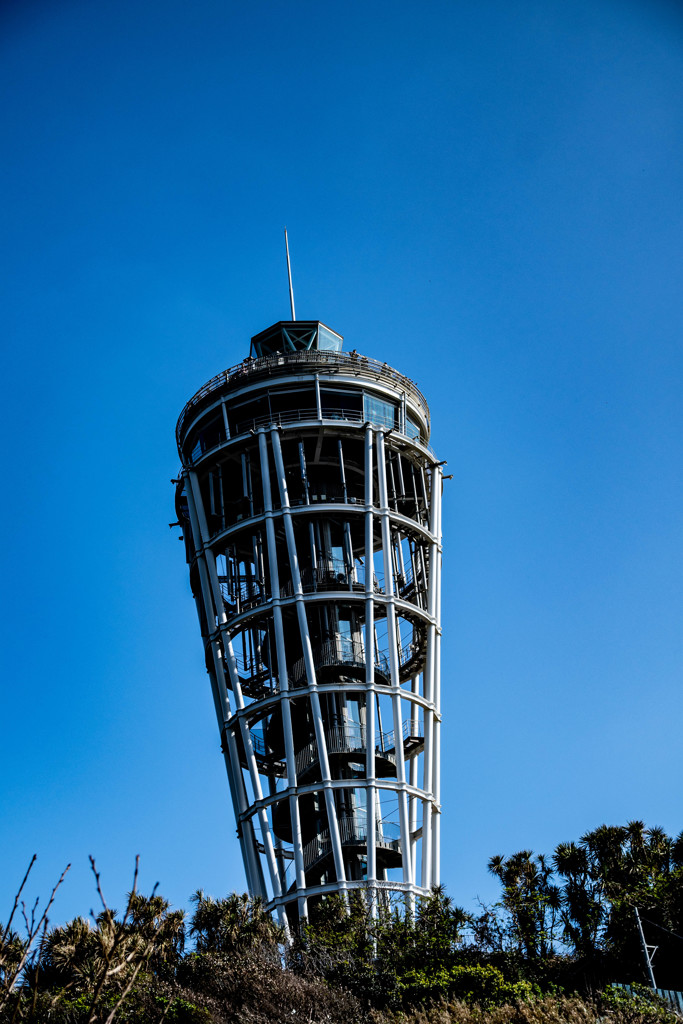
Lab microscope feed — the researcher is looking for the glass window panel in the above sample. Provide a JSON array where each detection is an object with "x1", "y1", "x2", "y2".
[
  {"x1": 405, "y1": 416, "x2": 420, "y2": 440},
  {"x1": 320, "y1": 388, "x2": 362, "y2": 417},
  {"x1": 268, "y1": 387, "x2": 316, "y2": 415},
  {"x1": 318, "y1": 326, "x2": 343, "y2": 351},
  {"x1": 364, "y1": 394, "x2": 397, "y2": 430}
]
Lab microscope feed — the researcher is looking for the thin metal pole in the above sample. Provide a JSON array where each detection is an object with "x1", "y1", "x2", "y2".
[
  {"x1": 285, "y1": 227, "x2": 296, "y2": 321},
  {"x1": 635, "y1": 906, "x2": 657, "y2": 989}
]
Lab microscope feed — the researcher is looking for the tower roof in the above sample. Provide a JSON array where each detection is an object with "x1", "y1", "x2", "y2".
[{"x1": 250, "y1": 320, "x2": 343, "y2": 358}]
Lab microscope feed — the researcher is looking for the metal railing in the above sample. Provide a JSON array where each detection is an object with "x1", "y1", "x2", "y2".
[
  {"x1": 291, "y1": 481, "x2": 358, "y2": 505},
  {"x1": 612, "y1": 985, "x2": 683, "y2": 1016},
  {"x1": 302, "y1": 814, "x2": 402, "y2": 870},
  {"x1": 294, "y1": 718, "x2": 422, "y2": 776},
  {"x1": 176, "y1": 348, "x2": 431, "y2": 448},
  {"x1": 295, "y1": 724, "x2": 386, "y2": 776},
  {"x1": 188, "y1": 414, "x2": 437, "y2": 466},
  {"x1": 235, "y1": 406, "x2": 365, "y2": 435},
  {"x1": 394, "y1": 563, "x2": 427, "y2": 605},
  {"x1": 227, "y1": 635, "x2": 421, "y2": 695},
  {"x1": 218, "y1": 576, "x2": 269, "y2": 613},
  {"x1": 189, "y1": 428, "x2": 228, "y2": 463},
  {"x1": 289, "y1": 639, "x2": 390, "y2": 688},
  {"x1": 291, "y1": 490, "x2": 365, "y2": 506},
  {"x1": 279, "y1": 564, "x2": 383, "y2": 599},
  {"x1": 230, "y1": 651, "x2": 278, "y2": 695},
  {"x1": 249, "y1": 728, "x2": 266, "y2": 757},
  {"x1": 241, "y1": 717, "x2": 423, "y2": 772},
  {"x1": 397, "y1": 636, "x2": 425, "y2": 670},
  {"x1": 395, "y1": 562, "x2": 414, "y2": 591},
  {"x1": 206, "y1": 487, "x2": 367, "y2": 534}
]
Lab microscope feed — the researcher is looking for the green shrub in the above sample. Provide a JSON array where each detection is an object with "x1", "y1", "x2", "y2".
[
  {"x1": 155, "y1": 994, "x2": 213, "y2": 1023},
  {"x1": 599, "y1": 983, "x2": 679, "y2": 1024},
  {"x1": 399, "y1": 962, "x2": 534, "y2": 1007}
]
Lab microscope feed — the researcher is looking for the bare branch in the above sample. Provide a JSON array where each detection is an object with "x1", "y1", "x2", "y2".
[
  {"x1": 121, "y1": 856, "x2": 141, "y2": 928},
  {"x1": 85, "y1": 856, "x2": 142, "y2": 1024},
  {"x1": 1, "y1": 855, "x2": 36, "y2": 945},
  {"x1": 0, "y1": 861, "x2": 70, "y2": 1014},
  {"x1": 89, "y1": 856, "x2": 109, "y2": 916}
]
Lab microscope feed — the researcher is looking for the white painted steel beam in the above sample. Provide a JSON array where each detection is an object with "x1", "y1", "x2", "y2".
[{"x1": 376, "y1": 431, "x2": 414, "y2": 892}]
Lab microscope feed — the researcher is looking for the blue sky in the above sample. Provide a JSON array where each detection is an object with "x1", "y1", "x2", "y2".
[{"x1": 1, "y1": 0, "x2": 682, "y2": 925}]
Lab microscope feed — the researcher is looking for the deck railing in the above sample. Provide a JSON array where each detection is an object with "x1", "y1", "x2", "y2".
[
  {"x1": 279, "y1": 563, "x2": 383, "y2": 599},
  {"x1": 293, "y1": 718, "x2": 423, "y2": 776},
  {"x1": 302, "y1": 814, "x2": 401, "y2": 871},
  {"x1": 176, "y1": 348, "x2": 431, "y2": 448},
  {"x1": 289, "y1": 639, "x2": 390, "y2": 688}
]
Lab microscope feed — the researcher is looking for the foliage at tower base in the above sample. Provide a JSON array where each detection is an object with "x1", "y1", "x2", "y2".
[{"x1": 1, "y1": 822, "x2": 681, "y2": 1024}]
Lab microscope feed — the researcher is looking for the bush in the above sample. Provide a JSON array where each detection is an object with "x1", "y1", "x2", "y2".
[
  {"x1": 399, "y1": 963, "x2": 534, "y2": 1008},
  {"x1": 599, "y1": 983, "x2": 680, "y2": 1024}
]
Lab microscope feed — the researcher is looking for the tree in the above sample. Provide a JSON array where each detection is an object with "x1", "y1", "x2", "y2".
[
  {"x1": 486, "y1": 850, "x2": 561, "y2": 961},
  {"x1": 553, "y1": 840, "x2": 605, "y2": 959},
  {"x1": 188, "y1": 891, "x2": 282, "y2": 955},
  {"x1": 580, "y1": 821, "x2": 683, "y2": 987}
]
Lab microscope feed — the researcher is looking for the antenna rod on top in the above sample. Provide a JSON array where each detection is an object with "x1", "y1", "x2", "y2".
[{"x1": 284, "y1": 227, "x2": 296, "y2": 320}]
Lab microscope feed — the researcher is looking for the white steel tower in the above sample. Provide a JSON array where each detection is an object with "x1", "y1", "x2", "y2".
[{"x1": 175, "y1": 320, "x2": 443, "y2": 927}]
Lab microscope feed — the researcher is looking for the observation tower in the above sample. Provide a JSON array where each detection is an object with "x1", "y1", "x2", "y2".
[{"x1": 174, "y1": 314, "x2": 443, "y2": 928}]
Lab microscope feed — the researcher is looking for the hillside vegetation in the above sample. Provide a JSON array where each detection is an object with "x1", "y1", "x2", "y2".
[{"x1": 1, "y1": 822, "x2": 681, "y2": 1023}]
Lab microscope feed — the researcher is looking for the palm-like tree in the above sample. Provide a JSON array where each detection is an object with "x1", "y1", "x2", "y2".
[
  {"x1": 189, "y1": 891, "x2": 283, "y2": 954},
  {"x1": 34, "y1": 890, "x2": 186, "y2": 1024},
  {"x1": 39, "y1": 916, "x2": 100, "y2": 990},
  {"x1": 0, "y1": 930, "x2": 27, "y2": 991},
  {"x1": 487, "y1": 850, "x2": 560, "y2": 960},
  {"x1": 573, "y1": 821, "x2": 683, "y2": 983},
  {"x1": 553, "y1": 841, "x2": 604, "y2": 958}
]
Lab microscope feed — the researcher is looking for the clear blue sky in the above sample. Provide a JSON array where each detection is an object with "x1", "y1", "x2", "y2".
[{"x1": 1, "y1": 0, "x2": 682, "y2": 926}]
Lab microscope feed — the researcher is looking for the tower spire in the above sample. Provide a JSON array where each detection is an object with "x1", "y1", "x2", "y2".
[{"x1": 284, "y1": 227, "x2": 296, "y2": 320}]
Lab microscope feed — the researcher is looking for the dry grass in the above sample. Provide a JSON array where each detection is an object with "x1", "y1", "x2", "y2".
[{"x1": 371, "y1": 993, "x2": 678, "y2": 1024}]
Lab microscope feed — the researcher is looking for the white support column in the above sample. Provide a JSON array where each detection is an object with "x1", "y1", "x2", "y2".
[
  {"x1": 187, "y1": 472, "x2": 273, "y2": 899},
  {"x1": 409, "y1": 675, "x2": 420, "y2": 871},
  {"x1": 270, "y1": 427, "x2": 348, "y2": 891},
  {"x1": 363, "y1": 426, "x2": 377, "y2": 913},
  {"x1": 223, "y1": 639, "x2": 290, "y2": 934},
  {"x1": 183, "y1": 471, "x2": 265, "y2": 897},
  {"x1": 376, "y1": 432, "x2": 413, "y2": 890},
  {"x1": 188, "y1": 473, "x2": 285, "y2": 914},
  {"x1": 421, "y1": 483, "x2": 438, "y2": 892},
  {"x1": 220, "y1": 397, "x2": 230, "y2": 439},
  {"x1": 314, "y1": 375, "x2": 322, "y2": 419},
  {"x1": 269, "y1": 776, "x2": 287, "y2": 892},
  {"x1": 421, "y1": 670, "x2": 434, "y2": 889},
  {"x1": 206, "y1": 662, "x2": 261, "y2": 894},
  {"x1": 431, "y1": 466, "x2": 443, "y2": 886},
  {"x1": 258, "y1": 431, "x2": 307, "y2": 920}
]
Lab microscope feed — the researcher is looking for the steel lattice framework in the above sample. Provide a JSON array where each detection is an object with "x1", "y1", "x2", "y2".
[{"x1": 175, "y1": 321, "x2": 443, "y2": 929}]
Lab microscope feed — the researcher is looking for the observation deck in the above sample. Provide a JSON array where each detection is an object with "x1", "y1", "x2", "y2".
[{"x1": 176, "y1": 321, "x2": 431, "y2": 452}]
